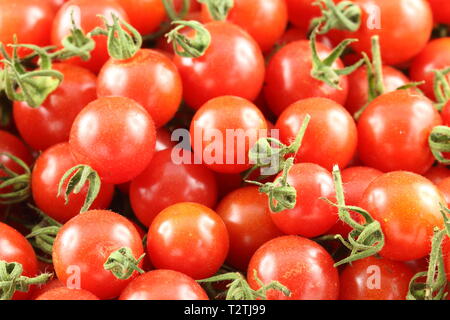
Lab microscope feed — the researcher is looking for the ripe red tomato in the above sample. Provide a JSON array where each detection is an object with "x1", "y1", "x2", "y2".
[
  {"x1": 119, "y1": 270, "x2": 209, "y2": 300},
  {"x1": 276, "y1": 98, "x2": 357, "y2": 171},
  {"x1": 358, "y1": 90, "x2": 441, "y2": 174},
  {"x1": 201, "y1": 0, "x2": 288, "y2": 52},
  {"x1": 31, "y1": 143, "x2": 115, "y2": 223},
  {"x1": 115, "y1": 0, "x2": 166, "y2": 35},
  {"x1": 13, "y1": 63, "x2": 97, "y2": 151},
  {"x1": 52, "y1": 0, "x2": 129, "y2": 73},
  {"x1": 190, "y1": 96, "x2": 268, "y2": 174},
  {"x1": 437, "y1": 177, "x2": 450, "y2": 206},
  {"x1": 345, "y1": 66, "x2": 409, "y2": 115},
  {"x1": 339, "y1": 256, "x2": 414, "y2": 300},
  {"x1": 97, "y1": 49, "x2": 182, "y2": 128},
  {"x1": 0, "y1": 222, "x2": 38, "y2": 300},
  {"x1": 284, "y1": 0, "x2": 322, "y2": 32},
  {"x1": 264, "y1": 41, "x2": 348, "y2": 116},
  {"x1": 342, "y1": 0, "x2": 433, "y2": 66},
  {"x1": 69, "y1": 96, "x2": 156, "y2": 184},
  {"x1": 215, "y1": 187, "x2": 283, "y2": 271},
  {"x1": 173, "y1": 21, "x2": 265, "y2": 110},
  {"x1": 247, "y1": 236, "x2": 339, "y2": 300},
  {"x1": 360, "y1": 171, "x2": 445, "y2": 261},
  {"x1": 424, "y1": 165, "x2": 450, "y2": 185},
  {"x1": 35, "y1": 287, "x2": 99, "y2": 300},
  {"x1": 53, "y1": 210, "x2": 144, "y2": 299},
  {"x1": 410, "y1": 38, "x2": 450, "y2": 101},
  {"x1": 130, "y1": 148, "x2": 218, "y2": 227},
  {"x1": 428, "y1": 0, "x2": 450, "y2": 24},
  {"x1": 147, "y1": 202, "x2": 229, "y2": 280}
]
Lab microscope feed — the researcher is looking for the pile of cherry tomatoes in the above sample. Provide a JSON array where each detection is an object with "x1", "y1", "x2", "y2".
[{"x1": 1, "y1": 0, "x2": 450, "y2": 301}]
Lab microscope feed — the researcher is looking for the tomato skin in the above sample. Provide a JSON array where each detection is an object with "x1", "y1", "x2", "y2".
[
  {"x1": 345, "y1": 66, "x2": 409, "y2": 115},
  {"x1": 443, "y1": 238, "x2": 450, "y2": 279},
  {"x1": 247, "y1": 236, "x2": 339, "y2": 300},
  {"x1": 343, "y1": 0, "x2": 433, "y2": 66},
  {"x1": 115, "y1": 0, "x2": 166, "y2": 35},
  {"x1": 69, "y1": 96, "x2": 156, "y2": 184},
  {"x1": 46, "y1": 0, "x2": 69, "y2": 11},
  {"x1": 437, "y1": 177, "x2": 450, "y2": 206},
  {"x1": 35, "y1": 287, "x2": 99, "y2": 300},
  {"x1": 358, "y1": 90, "x2": 441, "y2": 174},
  {"x1": 14, "y1": 64, "x2": 97, "y2": 151},
  {"x1": 98, "y1": 49, "x2": 182, "y2": 128},
  {"x1": 130, "y1": 148, "x2": 218, "y2": 227},
  {"x1": 31, "y1": 143, "x2": 115, "y2": 223},
  {"x1": 0, "y1": 222, "x2": 38, "y2": 300},
  {"x1": 360, "y1": 171, "x2": 445, "y2": 261},
  {"x1": 53, "y1": 210, "x2": 144, "y2": 300},
  {"x1": 427, "y1": 0, "x2": 450, "y2": 24},
  {"x1": 31, "y1": 279, "x2": 65, "y2": 299},
  {"x1": 264, "y1": 41, "x2": 348, "y2": 116},
  {"x1": 410, "y1": 38, "x2": 450, "y2": 101},
  {"x1": 276, "y1": 98, "x2": 357, "y2": 171},
  {"x1": 201, "y1": 0, "x2": 288, "y2": 52},
  {"x1": 173, "y1": 21, "x2": 265, "y2": 110},
  {"x1": 339, "y1": 256, "x2": 414, "y2": 300},
  {"x1": 119, "y1": 270, "x2": 209, "y2": 300},
  {"x1": 285, "y1": 0, "x2": 321, "y2": 31},
  {"x1": 0, "y1": 130, "x2": 33, "y2": 177},
  {"x1": 147, "y1": 202, "x2": 229, "y2": 280},
  {"x1": 190, "y1": 96, "x2": 268, "y2": 174},
  {"x1": 424, "y1": 165, "x2": 450, "y2": 185},
  {"x1": 52, "y1": 0, "x2": 129, "y2": 73},
  {"x1": 216, "y1": 187, "x2": 283, "y2": 271}
]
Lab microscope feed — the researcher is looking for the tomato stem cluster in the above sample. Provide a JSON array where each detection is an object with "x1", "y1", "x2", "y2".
[
  {"x1": 104, "y1": 247, "x2": 145, "y2": 280},
  {"x1": 166, "y1": 20, "x2": 212, "y2": 58},
  {"x1": 198, "y1": 0, "x2": 234, "y2": 21},
  {"x1": 310, "y1": 0, "x2": 361, "y2": 34}
]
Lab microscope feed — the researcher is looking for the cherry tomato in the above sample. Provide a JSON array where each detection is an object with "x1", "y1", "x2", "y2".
[
  {"x1": 119, "y1": 270, "x2": 209, "y2": 300},
  {"x1": 147, "y1": 202, "x2": 229, "y2": 280},
  {"x1": 115, "y1": 0, "x2": 166, "y2": 35},
  {"x1": 339, "y1": 256, "x2": 414, "y2": 300},
  {"x1": 69, "y1": 96, "x2": 156, "y2": 184},
  {"x1": 247, "y1": 236, "x2": 339, "y2": 300},
  {"x1": 284, "y1": 0, "x2": 322, "y2": 32},
  {"x1": 52, "y1": 0, "x2": 129, "y2": 73},
  {"x1": 35, "y1": 287, "x2": 99, "y2": 300},
  {"x1": 276, "y1": 97, "x2": 357, "y2": 171},
  {"x1": 427, "y1": 0, "x2": 450, "y2": 25},
  {"x1": 201, "y1": 0, "x2": 288, "y2": 52},
  {"x1": 410, "y1": 38, "x2": 450, "y2": 101},
  {"x1": 130, "y1": 148, "x2": 218, "y2": 227},
  {"x1": 190, "y1": 96, "x2": 268, "y2": 174},
  {"x1": 424, "y1": 165, "x2": 450, "y2": 185},
  {"x1": 53, "y1": 210, "x2": 144, "y2": 299},
  {"x1": 264, "y1": 41, "x2": 348, "y2": 116},
  {"x1": 437, "y1": 177, "x2": 450, "y2": 206},
  {"x1": 0, "y1": 222, "x2": 38, "y2": 300},
  {"x1": 358, "y1": 90, "x2": 441, "y2": 174},
  {"x1": 31, "y1": 143, "x2": 114, "y2": 223},
  {"x1": 215, "y1": 187, "x2": 283, "y2": 271},
  {"x1": 360, "y1": 171, "x2": 445, "y2": 261},
  {"x1": 13, "y1": 63, "x2": 97, "y2": 151},
  {"x1": 97, "y1": 49, "x2": 182, "y2": 128},
  {"x1": 173, "y1": 21, "x2": 265, "y2": 110}
]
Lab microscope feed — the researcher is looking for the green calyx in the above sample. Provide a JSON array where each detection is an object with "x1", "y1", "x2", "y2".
[
  {"x1": 433, "y1": 67, "x2": 450, "y2": 111},
  {"x1": 0, "y1": 153, "x2": 31, "y2": 205},
  {"x1": 310, "y1": 29, "x2": 363, "y2": 90},
  {"x1": 310, "y1": 0, "x2": 361, "y2": 34},
  {"x1": 104, "y1": 247, "x2": 145, "y2": 280},
  {"x1": 198, "y1": 270, "x2": 291, "y2": 300},
  {"x1": 57, "y1": 164, "x2": 101, "y2": 214},
  {"x1": 162, "y1": 0, "x2": 191, "y2": 21},
  {"x1": 198, "y1": 0, "x2": 234, "y2": 21},
  {"x1": 429, "y1": 125, "x2": 450, "y2": 165},
  {"x1": 166, "y1": 20, "x2": 211, "y2": 58},
  {"x1": 0, "y1": 261, "x2": 52, "y2": 300}
]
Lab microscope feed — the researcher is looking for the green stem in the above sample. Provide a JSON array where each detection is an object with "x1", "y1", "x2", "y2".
[
  {"x1": 104, "y1": 247, "x2": 145, "y2": 280},
  {"x1": 0, "y1": 153, "x2": 31, "y2": 205},
  {"x1": 198, "y1": 0, "x2": 234, "y2": 21},
  {"x1": 166, "y1": 20, "x2": 211, "y2": 58},
  {"x1": 310, "y1": 0, "x2": 361, "y2": 34},
  {"x1": 433, "y1": 67, "x2": 450, "y2": 111},
  {"x1": 162, "y1": 0, "x2": 191, "y2": 21},
  {"x1": 429, "y1": 125, "x2": 450, "y2": 165}
]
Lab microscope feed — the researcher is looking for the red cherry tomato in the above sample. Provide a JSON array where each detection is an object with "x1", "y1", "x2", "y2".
[
  {"x1": 52, "y1": 0, "x2": 129, "y2": 73},
  {"x1": 276, "y1": 97, "x2": 357, "y2": 171},
  {"x1": 0, "y1": 222, "x2": 38, "y2": 300},
  {"x1": 358, "y1": 90, "x2": 441, "y2": 174},
  {"x1": 424, "y1": 165, "x2": 450, "y2": 185},
  {"x1": 247, "y1": 236, "x2": 339, "y2": 300},
  {"x1": 130, "y1": 148, "x2": 218, "y2": 227},
  {"x1": 97, "y1": 49, "x2": 182, "y2": 128},
  {"x1": 35, "y1": 287, "x2": 99, "y2": 300},
  {"x1": 339, "y1": 256, "x2": 414, "y2": 300},
  {"x1": 31, "y1": 143, "x2": 114, "y2": 223},
  {"x1": 201, "y1": 0, "x2": 288, "y2": 52},
  {"x1": 190, "y1": 96, "x2": 268, "y2": 174},
  {"x1": 173, "y1": 21, "x2": 265, "y2": 110},
  {"x1": 215, "y1": 187, "x2": 283, "y2": 271},
  {"x1": 69, "y1": 96, "x2": 156, "y2": 184},
  {"x1": 285, "y1": 0, "x2": 322, "y2": 32},
  {"x1": 53, "y1": 210, "x2": 144, "y2": 299},
  {"x1": 147, "y1": 202, "x2": 229, "y2": 280},
  {"x1": 264, "y1": 41, "x2": 348, "y2": 116},
  {"x1": 119, "y1": 270, "x2": 209, "y2": 300},
  {"x1": 115, "y1": 0, "x2": 166, "y2": 35},
  {"x1": 13, "y1": 63, "x2": 97, "y2": 151},
  {"x1": 427, "y1": 0, "x2": 450, "y2": 25},
  {"x1": 360, "y1": 171, "x2": 445, "y2": 261}
]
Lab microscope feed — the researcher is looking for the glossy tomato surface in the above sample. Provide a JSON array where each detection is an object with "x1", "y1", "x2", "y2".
[
  {"x1": 35, "y1": 287, "x2": 99, "y2": 300},
  {"x1": 115, "y1": 0, "x2": 166, "y2": 34}
]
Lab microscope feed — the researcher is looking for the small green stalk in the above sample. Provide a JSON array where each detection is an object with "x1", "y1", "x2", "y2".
[
  {"x1": 166, "y1": 20, "x2": 211, "y2": 58},
  {"x1": 104, "y1": 247, "x2": 145, "y2": 280},
  {"x1": 198, "y1": 0, "x2": 234, "y2": 21},
  {"x1": 0, "y1": 153, "x2": 31, "y2": 205},
  {"x1": 429, "y1": 125, "x2": 450, "y2": 165},
  {"x1": 162, "y1": 0, "x2": 191, "y2": 21},
  {"x1": 433, "y1": 67, "x2": 450, "y2": 111},
  {"x1": 310, "y1": 0, "x2": 361, "y2": 34}
]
